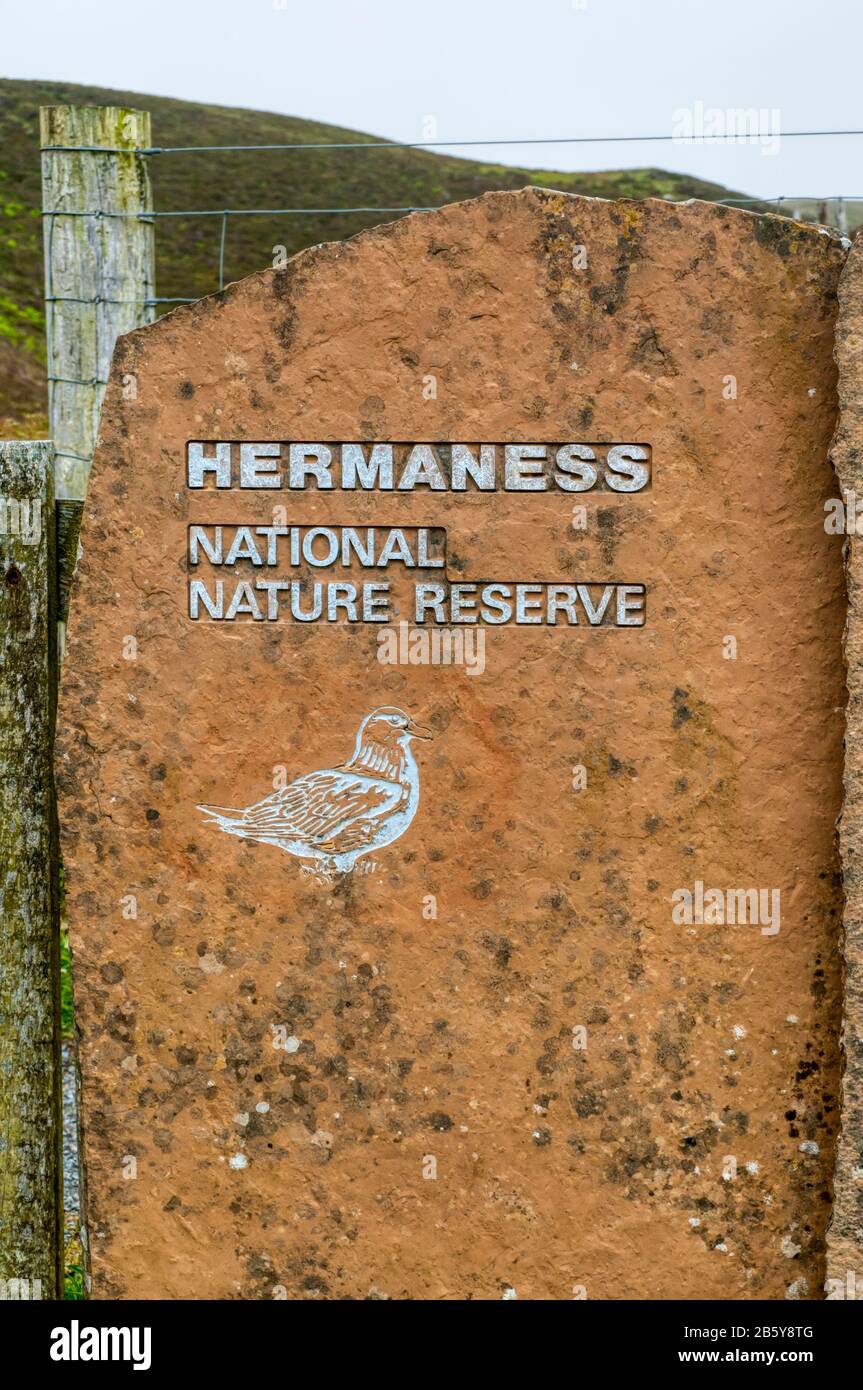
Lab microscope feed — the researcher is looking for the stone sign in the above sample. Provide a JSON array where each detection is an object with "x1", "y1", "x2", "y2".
[{"x1": 58, "y1": 189, "x2": 848, "y2": 1299}]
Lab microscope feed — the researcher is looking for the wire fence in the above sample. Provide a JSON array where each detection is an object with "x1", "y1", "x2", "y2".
[{"x1": 41, "y1": 128, "x2": 863, "y2": 309}]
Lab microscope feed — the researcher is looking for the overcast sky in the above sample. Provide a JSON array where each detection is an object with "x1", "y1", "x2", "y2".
[{"x1": 4, "y1": 0, "x2": 861, "y2": 199}]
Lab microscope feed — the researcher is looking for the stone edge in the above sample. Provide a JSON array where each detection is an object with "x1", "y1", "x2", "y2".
[{"x1": 827, "y1": 231, "x2": 863, "y2": 1295}]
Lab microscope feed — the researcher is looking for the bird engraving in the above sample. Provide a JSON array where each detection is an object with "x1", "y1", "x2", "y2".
[{"x1": 197, "y1": 707, "x2": 432, "y2": 877}]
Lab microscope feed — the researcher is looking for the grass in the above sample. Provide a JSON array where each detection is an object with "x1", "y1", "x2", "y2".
[
  {"x1": 60, "y1": 929, "x2": 74, "y2": 1039},
  {"x1": 0, "y1": 75, "x2": 754, "y2": 426},
  {"x1": 63, "y1": 1226, "x2": 85, "y2": 1300}
]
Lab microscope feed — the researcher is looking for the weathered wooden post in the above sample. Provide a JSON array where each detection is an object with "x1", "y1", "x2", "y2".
[
  {"x1": 32, "y1": 105, "x2": 154, "y2": 1296},
  {"x1": 0, "y1": 441, "x2": 61, "y2": 1299},
  {"x1": 40, "y1": 105, "x2": 155, "y2": 507}
]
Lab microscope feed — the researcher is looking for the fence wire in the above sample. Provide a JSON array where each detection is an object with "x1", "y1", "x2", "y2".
[
  {"x1": 41, "y1": 126, "x2": 863, "y2": 303},
  {"x1": 38, "y1": 125, "x2": 863, "y2": 155}
]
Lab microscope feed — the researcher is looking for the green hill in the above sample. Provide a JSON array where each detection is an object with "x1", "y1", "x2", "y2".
[{"x1": 0, "y1": 76, "x2": 754, "y2": 431}]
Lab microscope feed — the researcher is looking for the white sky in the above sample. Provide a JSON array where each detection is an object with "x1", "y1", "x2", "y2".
[{"x1": 4, "y1": 0, "x2": 861, "y2": 199}]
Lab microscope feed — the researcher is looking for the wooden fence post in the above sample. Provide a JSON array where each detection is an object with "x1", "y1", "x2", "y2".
[
  {"x1": 0, "y1": 441, "x2": 61, "y2": 1299},
  {"x1": 40, "y1": 105, "x2": 155, "y2": 505}
]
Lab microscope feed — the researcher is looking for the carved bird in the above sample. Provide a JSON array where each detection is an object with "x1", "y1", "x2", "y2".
[{"x1": 197, "y1": 707, "x2": 431, "y2": 875}]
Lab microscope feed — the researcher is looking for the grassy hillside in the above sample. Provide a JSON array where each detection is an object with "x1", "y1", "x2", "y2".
[{"x1": 0, "y1": 76, "x2": 754, "y2": 431}]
